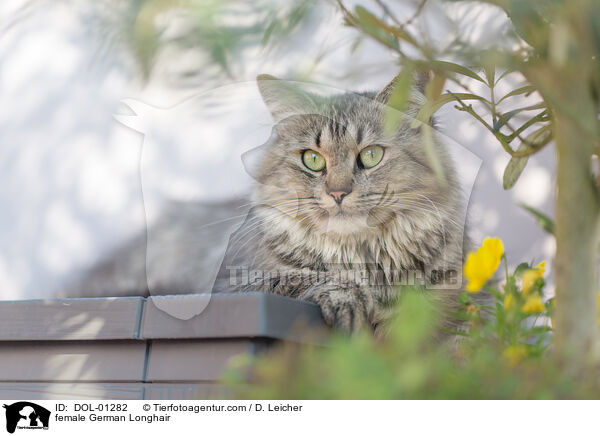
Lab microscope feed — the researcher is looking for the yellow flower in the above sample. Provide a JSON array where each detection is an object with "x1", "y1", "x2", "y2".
[
  {"x1": 463, "y1": 237, "x2": 504, "y2": 293},
  {"x1": 521, "y1": 261, "x2": 546, "y2": 295},
  {"x1": 503, "y1": 345, "x2": 527, "y2": 367},
  {"x1": 522, "y1": 295, "x2": 545, "y2": 314},
  {"x1": 504, "y1": 293, "x2": 514, "y2": 310}
]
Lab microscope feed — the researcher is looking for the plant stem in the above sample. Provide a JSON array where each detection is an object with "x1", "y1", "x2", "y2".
[{"x1": 552, "y1": 107, "x2": 600, "y2": 369}]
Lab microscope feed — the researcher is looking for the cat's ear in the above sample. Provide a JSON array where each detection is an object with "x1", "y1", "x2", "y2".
[
  {"x1": 257, "y1": 74, "x2": 318, "y2": 122},
  {"x1": 375, "y1": 70, "x2": 430, "y2": 103}
]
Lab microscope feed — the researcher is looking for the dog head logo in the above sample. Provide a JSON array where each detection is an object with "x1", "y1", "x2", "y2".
[{"x1": 3, "y1": 402, "x2": 50, "y2": 434}]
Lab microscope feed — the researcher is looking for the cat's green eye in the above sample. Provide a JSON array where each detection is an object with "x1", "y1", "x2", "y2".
[
  {"x1": 302, "y1": 149, "x2": 326, "y2": 172},
  {"x1": 359, "y1": 145, "x2": 384, "y2": 169}
]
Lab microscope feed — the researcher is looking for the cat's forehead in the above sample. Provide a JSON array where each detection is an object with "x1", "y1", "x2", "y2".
[
  {"x1": 312, "y1": 118, "x2": 367, "y2": 155},
  {"x1": 290, "y1": 95, "x2": 383, "y2": 149},
  {"x1": 322, "y1": 92, "x2": 380, "y2": 127}
]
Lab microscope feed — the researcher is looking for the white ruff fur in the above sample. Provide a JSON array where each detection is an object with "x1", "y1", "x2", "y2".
[{"x1": 256, "y1": 205, "x2": 458, "y2": 282}]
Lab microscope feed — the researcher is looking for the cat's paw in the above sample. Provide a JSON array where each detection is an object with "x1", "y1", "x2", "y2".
[{"x1": 307, "y1": 287, "x2": 375, "y2": 334}]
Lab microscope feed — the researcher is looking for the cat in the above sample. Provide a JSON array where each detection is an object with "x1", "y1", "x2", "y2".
[
  {"x1": 211, "y1": 73, "x2": 470, "y2": 334},
  {"x1": 66, "y1": 72, "x2": 472, "y2": 335}
]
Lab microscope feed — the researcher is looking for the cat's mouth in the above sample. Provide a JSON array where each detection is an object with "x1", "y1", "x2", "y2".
[
  {"x1": 322, "y1": 212, "x2": 370, "y2": 235},
  {"x1": 331, "y1": 208, "x2": 349, "y2": 217},
  {"x1": 313, "y1": 205, "x2": 374, "y2": 235},
  {"x1": 326, "y1": 204, "x2": 359, "y2": 219}
]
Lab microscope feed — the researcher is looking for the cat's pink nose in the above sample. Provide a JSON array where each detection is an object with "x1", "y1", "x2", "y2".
[{"x1": 328, "y1": 189, "x2": 351, "y2": 204}]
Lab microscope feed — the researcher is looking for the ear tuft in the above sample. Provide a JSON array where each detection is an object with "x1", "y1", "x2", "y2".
[
  {"x1": 375, "y1": 69, "x2": 431, "y2": 103},
  {"x1": 413, "y1": 70, "x2": 431, "y2": 95},
  {"x1": 375, "y1": 72, "x2": 400, "y2": 103}
]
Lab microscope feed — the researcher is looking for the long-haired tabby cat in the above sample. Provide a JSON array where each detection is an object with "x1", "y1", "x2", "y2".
[{"x1": 68, "y1": 72, "x2": 472, "y2": 335}]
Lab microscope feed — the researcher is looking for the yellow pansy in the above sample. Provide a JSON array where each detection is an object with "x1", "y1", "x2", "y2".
[
  {"x1": 503, "y1": 345, "x2": 527, "y2": 367},
  {"x1": 521, "y1": 261, "x2": 546, "y2": 295},
  {"x1": 522, "y1": 295, "x2": 544, "y2": 314},
  {"x1": 463, "y1": 237, "x2": 504, "y2": 293},
  {"x1": 504, "y1": 293, "x2": 514, "y2": 310}
]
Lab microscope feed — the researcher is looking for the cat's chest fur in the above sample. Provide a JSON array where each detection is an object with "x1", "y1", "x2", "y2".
[{"x1": 257, "y1": 208, "x2": 447, "y2": 279}]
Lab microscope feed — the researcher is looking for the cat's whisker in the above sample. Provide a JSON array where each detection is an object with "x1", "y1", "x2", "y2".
[
  {"x1": 387, "y1": 199, "x2": 457, "y2": 229},
  {"x1": 230, "y1": 204, "x2": 321, "y2": 247},
  {"x1": 259, "y1": 200, "x2": 320, "y2": 213},
  {"x1": 230, "y1": 206, "x2": 321, "y2": 259},
  {"x1": 294, "y1": 211, "x2": 321, "y2": 229},
  {"x1": 229, "y1": 230, "x2": 268, "y2": 263},
  {"x1": 231, "y1": 213, "x2": 288, "y2": 243},
  {"x1": 181, "y1": 212, "x2": 255, "y2": 231},
  {"x1": 396, "y1": 197, "x2": 464, "y2": 230},
  {"x1": 228, "y1": 212, "x2": 284, "y2": 246},
  {"x1": 366, "y1": 196, "x2": 463, "y2": 249},
  {"x1": 360, "y1": 192, "x2": 463, "y2": 229},
  {"x1": 228, "y1": 212, "x2": 290, "y2": 256},
  {"x1": 236, "y1": 197, "x2": 318, "y2": 209}
]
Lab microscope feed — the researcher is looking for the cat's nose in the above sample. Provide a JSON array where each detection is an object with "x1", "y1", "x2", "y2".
[{"x1": 328, "y1": 189, "x2": 351, "y2": 204}]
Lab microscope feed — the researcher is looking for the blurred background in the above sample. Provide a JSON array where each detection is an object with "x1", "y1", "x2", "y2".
[{"x1": 0, "y1": 0, "x2": 554, "y2": 300}]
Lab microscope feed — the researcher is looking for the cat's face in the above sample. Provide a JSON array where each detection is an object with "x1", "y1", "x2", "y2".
[{"x1": 253, "y1": 75, "x2": 454, "y2": 237}]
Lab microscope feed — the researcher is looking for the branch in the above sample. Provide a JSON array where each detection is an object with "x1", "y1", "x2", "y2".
[
  {"x1": 399, "y1": 0, "x2": 428, "y2": 31},
  {"x1": 450, "y1": 92, "x2": 549, "y2": 157}
]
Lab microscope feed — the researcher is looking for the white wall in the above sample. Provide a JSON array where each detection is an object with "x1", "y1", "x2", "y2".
[{"x1": 0, "y1": 1, "x2": 554, "y2": 299}]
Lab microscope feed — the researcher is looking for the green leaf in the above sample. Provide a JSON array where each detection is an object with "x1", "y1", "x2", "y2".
[
  {"x1": 354, "y1": 6, "x2": 400, "y2": 51},
  {"x1": 497, "y1": 85, "x2": 537, "y2": 104},
  {"x1": 504, "y1": 275, "x2": 517, "y2": 294},
  {"x1": 458, "y1": 292, "x2": 472, "y2": 305},
  {"x1": 519, "y1": 203, "x2": 555, "y2": 235},
  {"x1": 354, "y1": 6, "x2": 416, "y2": 45},
  {"x1": 495, "y1": 68, "x2": 515, "y2": 85},
  {"x1": 528, "y1": 326, "x2": 553, "y2": 334},
  {"x1": 513, "y1": 262, "x2": 531, "y2": 277},
  {"x1": 545, "y1": 297, "x2": 555, "y2": 314},
  {"x1": 504, "y1": 1, "x2": 550, "y2": 52},
  {"x1": 412, "y1": 93, "x2": 490, "y2": 128},
  {"x1": 427, "y1": 60, "x2": 487, "y2": 84},
  {"x1": 506, "y1": 124, "x2": 552, "y2": 154},
  {"x1": 422, "y1": 123, "x2": 446, "y2": 185},
  {"x1": 483, "y1": 63, "x2": 495, "y2": 86},
  {"x1": 425, "y1": 71, "x2": 445, "y2": 102},
  {"x1": 493, "y1": 102, "x2": 547, "y2": 132},
  {"x1": 503, "y1": 147, "x2": 529, "y2": 189},
  {"x1": 383, "y1": 66, "x2": 413, "y2": 135},
  {"x1": 521, "y1": 125, "x2": 552, "y2": 149}
]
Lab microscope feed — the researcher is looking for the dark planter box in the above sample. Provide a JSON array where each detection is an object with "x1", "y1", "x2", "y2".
[{"x1": 0, "y1": 293, "x2": 325, "y2": 400}]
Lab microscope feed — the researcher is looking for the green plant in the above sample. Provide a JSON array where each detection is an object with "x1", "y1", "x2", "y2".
[
  {"x1": 223, "y1": 237, "x2": 600, "y2": 399},
  {"x1": 336, "y1": 0, "x2": 600, "y2": 370}
]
